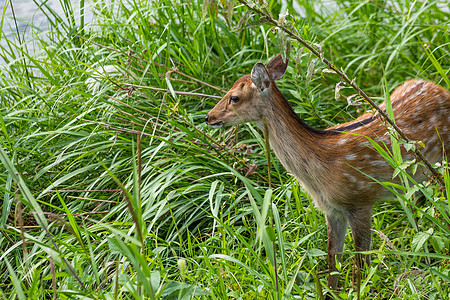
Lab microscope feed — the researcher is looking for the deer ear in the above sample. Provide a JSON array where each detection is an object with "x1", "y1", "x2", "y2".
[
  {"x1": 251, "y1": 62, "x2": 271, "y2": 92},
  {"x1": 266, "y1": 54, "x2": 288, "y2": 81}
]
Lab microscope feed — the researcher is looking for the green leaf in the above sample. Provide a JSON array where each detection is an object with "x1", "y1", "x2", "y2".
[
  {"x1": 308, "y1": 249, "x2": 327, "y2": 257},
  {"x1": 150, "y1": 271, "x2": 160, "y2": 292},
  {"x1": 107, "y1": 237, "x2": 123, "y2": 254},
  {"x1": 57, "y1": 192, "x2": 86, "y2": 252},
  {"x1": 209, "y1": 254, "x2": 272, "y2": 287},
  {"x1": 3, "y1": 258, "x2": 26, "y2": 300},
  {"x1": 272, "y1": 203, "x2": 287, "y2": 282},
  {"x1": 411, "y1": 231, "x2": 431, "y2": 252},
  {"x1": 410, "y1": 162, "x2": 418, "y2": 175},
  {"x1": 266, "y1": 226, "x2": 276, "y2": 242},
  {"x1": 431, "y1": 235, "x2": 445, "y2": 253}
]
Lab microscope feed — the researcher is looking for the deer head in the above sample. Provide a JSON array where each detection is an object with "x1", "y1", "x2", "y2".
[{"x1": 205, "y1": 54, "x2": 289, "y2": 128}]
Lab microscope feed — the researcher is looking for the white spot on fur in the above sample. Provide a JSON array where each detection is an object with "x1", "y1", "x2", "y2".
[
  {"x1": 401, "y1": 90, "x2": 407, "y2": 98},
  {"x1": 359, "y1": 141, "x2": 370, "y2": 147},
  {"x1": 408, "y1": 80, "x2": 420, "y2": 91},
  {"x1": 427, "y1": 135, "x2": 438, "y2": 146},
  {"x1": 348, "y1": 175, "x2": 357, "y2": 183},
  {"x1": 428, "y1": 147, "x2": 442, "y2": 159},
  {"x1": 380, "y1": 136, "x2": 390, "y2": 144},
  {"x1": 358, "y1": 182, "x2": 368, "y2": 190},
  {"x1": 418, "y1": 82, "x2": 429, "y2": 95},
  {"x1": 346, "y1": 154, "x2": 357, "y2": 161},
  {"x1": 337, "y1": 138, "x2": 348, "y2": 145},
  {"x1": 369, "y1": 160, "x2": 388, "y2": 167}
]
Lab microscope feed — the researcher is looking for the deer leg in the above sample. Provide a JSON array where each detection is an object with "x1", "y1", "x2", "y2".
[
  {"x1": 349, "y1": 207, "x2": 373, "y2": 267},
  {"x1": 348, "y1": 207, "x2": 373, "y2": 298},
  {"x1": 326, "y1": 212, "x2": 348, "y2": 290}
]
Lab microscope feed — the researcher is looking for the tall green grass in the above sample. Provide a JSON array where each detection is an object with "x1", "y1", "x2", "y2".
[{"x1": 0, "y1": 0, "x2": 448, "y2": 299}]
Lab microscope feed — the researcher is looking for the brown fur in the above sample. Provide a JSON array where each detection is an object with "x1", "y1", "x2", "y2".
[{"x1": 206, "y1": 54, "x2": 450, "y2": 290}]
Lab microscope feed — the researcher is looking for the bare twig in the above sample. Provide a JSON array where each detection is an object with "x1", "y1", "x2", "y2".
[
  {"x1": 47, "y1": 189, "x2": 121, "y2": 193},
  {"x1": 7, "y1": 225, "x2": 40, "y2": 230},
  {"x1": 236, "y1": 0, "x2": 444, "y2": 186},
  {"x1": 81, "y1": 119, "x2": 155, "y2": 137},
  {"x1": 17, "y1": 191, "x2": 28, "y2": 269},
  {"x1": 66, "y1": 196, "x2": 117, "y2": 203},
  {"x1": 0, "y1": 229, "x2": 15, "y2": 244},
  {"x1": 171, "y1": 68, "x2": 227, "y2": 93},
  {"x1": 120, "y1": 83, "x2": 222, "y2": 99},
  {"x1": 115, "y1": 117, "x2": 166, "y2": 135},
  {"x1": 137, "y1": 132, "x2": 142, "y2": 199}
]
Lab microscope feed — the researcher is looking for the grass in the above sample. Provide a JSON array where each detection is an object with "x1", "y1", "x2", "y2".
[{"x1": 0, "y1": 0, "x2": 449, "y2": 299}]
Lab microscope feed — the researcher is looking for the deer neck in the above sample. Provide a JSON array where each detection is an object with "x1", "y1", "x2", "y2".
[
  {"x1": 260, "y1": 88, "x2": 331, "y2": 165},
  {"x1": 259, "y1": 88, "x2": 340, "y2": 204}
]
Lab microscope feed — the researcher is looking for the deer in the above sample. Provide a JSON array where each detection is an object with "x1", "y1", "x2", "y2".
[{"x1": 205, "y1": 53, "x2": 450, "y2": 292}]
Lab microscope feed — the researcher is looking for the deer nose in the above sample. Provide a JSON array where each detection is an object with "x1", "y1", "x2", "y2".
[{"x1": 205, "y1": 114, "x2": 209, "y2": 124}]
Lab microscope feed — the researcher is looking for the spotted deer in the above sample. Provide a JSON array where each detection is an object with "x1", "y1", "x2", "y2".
[{"x1": 205, "y1": 54, "x2": 449, "y2": 290}]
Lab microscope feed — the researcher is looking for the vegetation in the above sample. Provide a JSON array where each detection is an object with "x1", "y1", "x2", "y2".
[{"x1": 0, "y1": 0, "x2": 449, "y2": 299}]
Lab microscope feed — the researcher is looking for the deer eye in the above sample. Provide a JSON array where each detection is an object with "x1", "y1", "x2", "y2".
[{"x1": 230, "y1": 96, "x2": 239, "y2": 104}]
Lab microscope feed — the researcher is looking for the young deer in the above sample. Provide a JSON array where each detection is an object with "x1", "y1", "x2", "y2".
[{"x1": 205, "y1": 54, "x2": 450, "y2": 290}]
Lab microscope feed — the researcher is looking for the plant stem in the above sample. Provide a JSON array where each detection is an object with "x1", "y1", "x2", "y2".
[
  {"x1": 273, "y1": 240, "x2": 279, "y2": 300},
  {"x1": 264, "y1": 120, "x2": 271, "y2": 187}
]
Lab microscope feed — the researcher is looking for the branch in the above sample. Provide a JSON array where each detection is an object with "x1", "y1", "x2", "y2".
[{"x1": 236, "y1": 0, "x2": 444, "y2": 186}]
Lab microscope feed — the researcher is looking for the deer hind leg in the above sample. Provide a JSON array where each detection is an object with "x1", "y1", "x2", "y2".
[
  {"x1": 349, "y1": 207, "x2": 373, "y2": 267},
  {"x1": 348, "y1": 206, "x2": 373, "y2": 297},
  {"x1": 326, "y1": 212, "x2": 348, "y2": 290}
]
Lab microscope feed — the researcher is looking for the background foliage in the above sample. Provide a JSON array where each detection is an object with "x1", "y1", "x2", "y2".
[{"x1": 0, "y1": 0, "x2": 449, "y2": 299}]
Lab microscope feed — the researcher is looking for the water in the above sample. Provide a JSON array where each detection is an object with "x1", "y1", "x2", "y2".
[
  {"x1": 0, "y1": 0, "x2": 91, "y2": 63},
  {"x1": 0, "y1": 0, "x2": 70, "y2": 41}
]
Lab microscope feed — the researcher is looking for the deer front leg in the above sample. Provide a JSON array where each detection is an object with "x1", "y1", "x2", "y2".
[{"x1": 326, "y1": 212, "x2": 348, "y2": 290}]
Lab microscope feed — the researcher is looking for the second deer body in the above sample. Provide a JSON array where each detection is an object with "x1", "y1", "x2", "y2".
[{"x1": 205, "y1": 54, "x2": 450, "y2": 290}]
